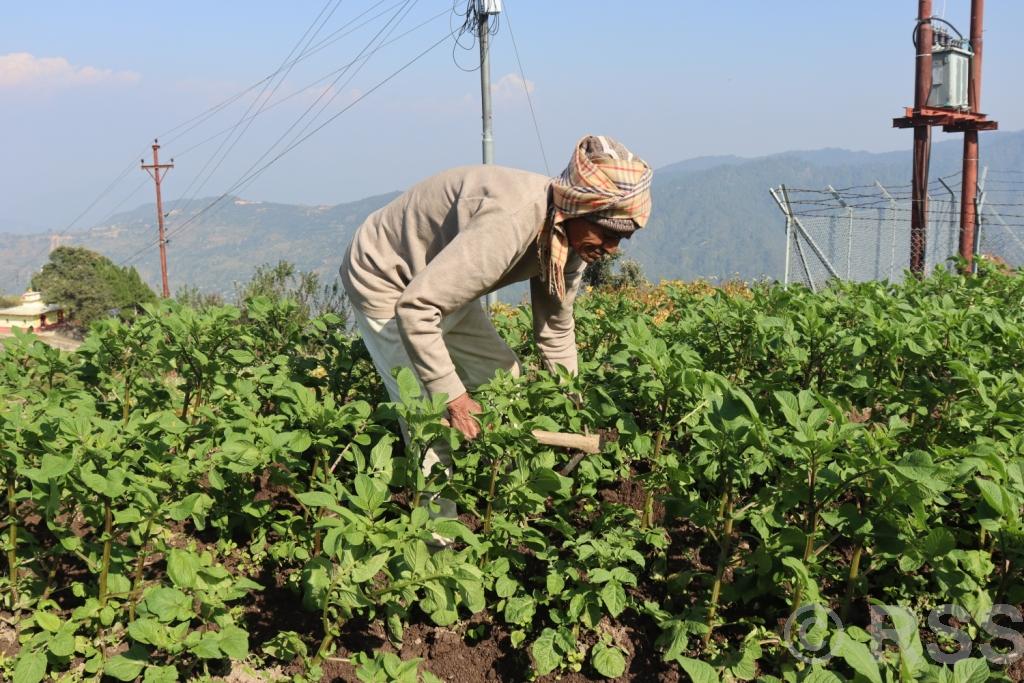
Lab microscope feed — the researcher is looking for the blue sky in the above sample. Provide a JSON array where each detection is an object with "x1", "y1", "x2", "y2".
[{"x1": 3, "y1": 1, "x2": 1023, "y2": 234}]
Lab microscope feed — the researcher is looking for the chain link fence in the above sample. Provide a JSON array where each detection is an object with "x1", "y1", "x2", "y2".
[{"x1": 771, "y1": 169, "x2": 1024, "y2": 290}]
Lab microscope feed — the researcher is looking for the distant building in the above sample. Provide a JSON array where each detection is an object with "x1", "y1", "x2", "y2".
[{"x1": 0, "y1": 290, "x2": 64, "y2": 333}]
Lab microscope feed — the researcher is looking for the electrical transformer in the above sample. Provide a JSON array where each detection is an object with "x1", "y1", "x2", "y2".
[
  {"x1": 477, "y1": 0, "x2": 501, "y2": 14},
  {"x1": 928, "y1": 31, "x2": 972, "y2": 110}
]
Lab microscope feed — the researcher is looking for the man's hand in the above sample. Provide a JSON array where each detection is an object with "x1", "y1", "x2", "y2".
[{"x1": 446, "y1": 392, "x2": 482, "y2": 440}]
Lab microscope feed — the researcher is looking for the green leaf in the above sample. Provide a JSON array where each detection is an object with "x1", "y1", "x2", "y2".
[
  {"x1": 531, "y1": 628, "x2": 563, "y2": 676},
  {"x1": 48, "y1": 630, "x2": 76, "y2": 658},
  {"x1": 105, "y1": 653, "x2": 148, "y2": 681},
  {"x1": 143, "y1": 665, "x2": 179, "y2": 683},
  {"x1": 802, "y1": 668, "x2": 843, "y2": 683},
  {"x1": 546, "y1": 573, "x2": 565, "y2": 595},
  {"x1": 227, "y1": 349, "x2": 255, "y2": 364},
  {"x1": 952, "y1": 658, "x2": 990, "y2": 683},
  {"x1": 833, "y1": 630, "x2": 882, "y2": 683},
  {"x1": 351, "y1": 552, "x2": 389, "y2": 584},
  {"x1": 396, "y1": 367, "x2": 422, "y2": 402},
  {"x1": 12, "y1": 651, "x2": 47, "y2": 683},
  {"x1": 142, "y1": 586, "x2": 193, "y2": 623},
  {"x1": 600, "y1": 580, "x2": 627, "y2": 618},
  {"x1": 217, "y1": 625, "x2": 250, "y2": 660},
  {"x1": 34, "y1": 611, "x2": 61, "y2": 632},
  {"x1": 504, "y1": 596, "x2": 536, "y2": 626},
  {"x1": 191, "y1": 632, "x2": 223, "y2": 659},
  {"x1": 295, "y1": 491, "x2": 338, "y2": 508},
  {"x1": 39, "y1": 454, "x2": 74, "y2": 480},
  {"x1": 674, "y1": 655, "x2": 719, "y2": 683},
  {"x1": 166, "y1": 549, "x2": 200, "y2": 589},
  {"x1": 495, "y1": 575, "x2": 519, "y2": 598},
  {"x1": 975, "y1": 477, "x2": 1007, "y2": 516},
  {"x1": 591, "y1": 642, "x2": 627, "y2": 678}
]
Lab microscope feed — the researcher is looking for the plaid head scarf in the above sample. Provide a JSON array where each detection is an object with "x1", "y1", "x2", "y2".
[{"x1": 538, "y1": 135, "x2": 653, "y2": 299}]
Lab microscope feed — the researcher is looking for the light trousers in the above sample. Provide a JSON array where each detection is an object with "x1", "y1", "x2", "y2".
[{"x1": 349, "y1": 302, "x2": 521, "y2": 514}]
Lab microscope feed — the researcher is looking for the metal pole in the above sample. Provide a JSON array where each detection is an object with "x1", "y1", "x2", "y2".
[
  {"x1": 827, "y1": 185, "x2": 854, "y2": 280},
  {"x1": 911, "y1": 0, "x2": 933, "y2": 275},
  {"x1": 876, "y1": 181, "x2": 899, "y2": 281},
  {"x1": 781, "y1": 186, "x2": 840, "y2": 283},
  {"x1": 958, "y1": 0, "x2": 984, "y2": 271},
  {"x1": 141, "y1": 139, "x2": 174, "y2": 298},
  {"x1": 937, "y1": 176, "x2": 958, "y2": 269},
  {"x1": 478, "y1": 7, "x2": 497, "y2": 309},
  {"x1": 769, "y1": 187, "x2": 793, "y2": 287}
]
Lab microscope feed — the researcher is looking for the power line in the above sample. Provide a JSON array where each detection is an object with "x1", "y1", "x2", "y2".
[
  {"x1": 168, "y1": 7, "x2": 449, "y2": 162},
  {"x1": 119, "y1": 24, "x2": 455, "y2": 268},
  {"x1": 51, "y1": 0, "x2": 399, "y2": 240},
  {"x1": 150, "y1": 0, "x2": 418, "y2": 264},
  {"x1": 502, "y1": 0, "x2": 549, "y2": 176},
  {"x1": 167, "y1": 0, "x2": 344, "y2": 233}
]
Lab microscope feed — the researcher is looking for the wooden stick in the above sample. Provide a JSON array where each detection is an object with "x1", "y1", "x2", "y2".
[{"x1": 439, "y1": 419, "x2": 602, "y2": 453}]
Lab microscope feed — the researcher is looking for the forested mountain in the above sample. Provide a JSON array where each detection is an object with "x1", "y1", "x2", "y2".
[{"x1": 3, "y1": 130, "x2": 1022, "y2": 296}]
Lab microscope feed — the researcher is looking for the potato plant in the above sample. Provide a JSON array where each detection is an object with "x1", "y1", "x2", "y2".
[{"x1": 1, "y1": 266, "x2": 1023, "y2": 682}]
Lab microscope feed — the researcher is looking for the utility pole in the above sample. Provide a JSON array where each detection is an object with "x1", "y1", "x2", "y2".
[
  {"x1": 477, "y1": 0, "x2": 500, "y2": 309},
  {"x1": 910, "y1": 0, "x2": 933, "y2": 275},
  {"x1": 141, "y1": 139, "x2": 174, "y2": 298},
  {"x1": 957, "y1": 0, "x2": 984, "y2": 270}
]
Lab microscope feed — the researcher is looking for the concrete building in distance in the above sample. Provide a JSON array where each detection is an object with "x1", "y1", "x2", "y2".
[{"x1": 0, "y1": 290, "x2": 64, "y2": 333}]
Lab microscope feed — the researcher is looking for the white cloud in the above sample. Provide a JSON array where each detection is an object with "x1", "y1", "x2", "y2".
[
  {"x1": 0, "y1": 52, "x2": 141, "y2": 88},
  {"x1": 492, "y1": 72, "x2": 535, "y2": 102}
]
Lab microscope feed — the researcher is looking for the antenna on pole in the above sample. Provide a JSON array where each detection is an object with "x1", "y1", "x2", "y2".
[
  {"x1": 477, "y1": 0, "x2": 501, "y2": 309},
  {"x1": 141, "y1": 139, "x2": 175, "y2": 297}
]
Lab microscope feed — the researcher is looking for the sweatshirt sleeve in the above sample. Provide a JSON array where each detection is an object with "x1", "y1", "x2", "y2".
[
  {"x1": 530, "y1": 254, "x2": 586, "y2": 375},
  {"x1": 394, "y1": 197, "x2": 527, "y2": 400}
]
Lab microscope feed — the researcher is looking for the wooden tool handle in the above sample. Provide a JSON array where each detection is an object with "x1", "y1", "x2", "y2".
[
  {"x1": 438, "y1": 419, "x2": 602, "y2": 453},
  {"x1": 529, "y1": 429, "x2": 602, "y2": 454}
]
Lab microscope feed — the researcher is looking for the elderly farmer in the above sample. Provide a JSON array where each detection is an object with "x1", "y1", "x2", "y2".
[{"x1": 339, "y1": 134, "x2": 652, "y2": 473}]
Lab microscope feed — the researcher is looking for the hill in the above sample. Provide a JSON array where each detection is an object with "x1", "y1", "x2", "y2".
[{"x1": 2, "y1": 130, "x2": 1023, "y2": 296}]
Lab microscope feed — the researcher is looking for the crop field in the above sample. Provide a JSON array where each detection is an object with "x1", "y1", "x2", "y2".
[{"x1": 2, "y1": 266, "x2": 1024, "y2": 682}]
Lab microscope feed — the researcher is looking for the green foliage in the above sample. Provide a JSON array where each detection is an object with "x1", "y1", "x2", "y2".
[
  {"x1": 30, "y1": 246, "x2": 156, "y2": 331},
  {"x1": 3, "y1": 268, "x2": 1024, "y2": 681},
  {"x1": 582, "y1": 251, "x2": 648, "y2": 289},
  {"x1": 234, "y1": 259, "x2": 348, "y2": 327}
]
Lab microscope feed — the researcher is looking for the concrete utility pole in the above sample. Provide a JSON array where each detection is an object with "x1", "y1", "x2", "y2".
[
  {"x1": 141, "y1": 140, "x2": 174, "y2": 298},
  {"x1": 477, "y1": 0, "x2": 500, "y2": 309}
]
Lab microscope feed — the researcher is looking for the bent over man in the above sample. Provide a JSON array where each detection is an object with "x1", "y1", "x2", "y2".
[{"x1": 339, "y1": 134, "x2": 653, "y2": 478}]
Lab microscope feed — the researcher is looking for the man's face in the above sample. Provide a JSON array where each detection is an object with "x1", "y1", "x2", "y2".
[{"x1": 564, "y1": 218, "x2": 625, "y2": 264}]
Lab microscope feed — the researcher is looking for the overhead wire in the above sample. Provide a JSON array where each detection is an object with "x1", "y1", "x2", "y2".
[
  {"x1": 501, "y1": 0, "x2": 549, "y2": 176},
  {"x1": 146, "y1": 0, "x2": 418, "y2": 263},
  {"x1": 119, "y1": 17, "x2": 456, "y2": 268},
  {"x1": 166, "y1": 0, "x2": 345, "y2": 230},
  {"x1": 51, "y1": 0, "x2": 398, "y2": 239},
  {"x1": 167, "y1": 6, "x2": 450, "y2": 162}
]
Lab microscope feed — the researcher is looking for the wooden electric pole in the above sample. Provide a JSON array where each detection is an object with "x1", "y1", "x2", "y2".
[{"x1": 141, "y1": 140, "x2": 174, "y2": 298}]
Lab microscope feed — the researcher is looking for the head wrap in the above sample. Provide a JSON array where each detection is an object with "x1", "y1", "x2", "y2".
[{"x1": 538, "y1": 135, "x2": 653, "y2": 299}]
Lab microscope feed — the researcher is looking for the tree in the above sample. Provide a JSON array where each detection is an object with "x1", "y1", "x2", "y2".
[
  {"x1": 233, "y1": 260, "x2": 348, "y2": 325},
  {"x1": 31, "y1": 247, "x2": 157, "y2": 332},
  {"x1": 582, "y1": 252, "x2": 648, "y2": 290}
]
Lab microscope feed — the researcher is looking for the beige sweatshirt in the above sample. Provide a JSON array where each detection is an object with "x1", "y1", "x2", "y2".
[{"x1": 340, "y1": 165, "x2": 586, "y2": 400}]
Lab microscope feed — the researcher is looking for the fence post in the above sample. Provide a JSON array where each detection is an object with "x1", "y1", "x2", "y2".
[
  {"x1": 937, "y1": 176, "x2": 959, "y2": 270},
  {"x1": 769, "y1": 186, "x2": 793, "y2": 288},
  {"x1": 827, "y1": 185, "x2": 854, "y2": 280},
  {"x1": 875, "y1": 181, "x2": 898, "y2": 281},
  {"x1": 780, "y1": 185, "x2": 840, "y2": 289}
]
